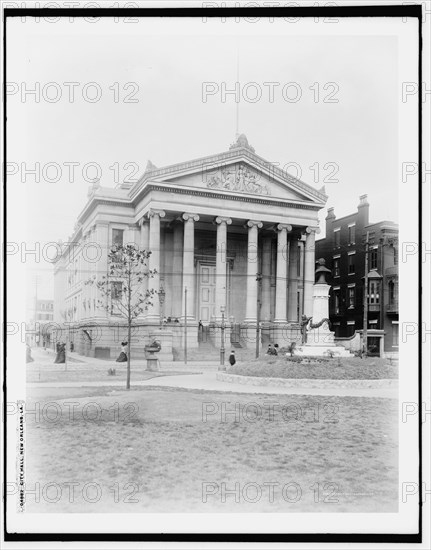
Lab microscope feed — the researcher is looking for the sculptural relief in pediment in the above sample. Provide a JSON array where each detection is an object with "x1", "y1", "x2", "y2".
[{"x1": 204, "y1": 163, "x2": 271, "y2": 196}]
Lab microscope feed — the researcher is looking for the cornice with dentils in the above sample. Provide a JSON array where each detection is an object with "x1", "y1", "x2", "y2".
[{"x1": 129, "y1": 146, "x2": 328, "y2": 204}]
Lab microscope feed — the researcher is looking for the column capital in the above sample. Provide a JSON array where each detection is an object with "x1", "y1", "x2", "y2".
[
  {"x1": 305, "y1": 226, "x2": 320, "y2": 235},
  {"x1": 149, "y1": 209, "x2": 166, "y2": 219},
  {"x1": 215, "y1": 216, "x2": 232, "y2": 225},
  {"x1": 246, "y1": 220, "x2": 263, "y2": 229},
  {"x1": 138, "y1": 216, "x2": 149, "y2": 227},
  {"x1": 276, "y1": 223, "x2": 292, "y2": 233},
  {"x1": 182, "y1": 212, "x2": 200, "y2": 222}
]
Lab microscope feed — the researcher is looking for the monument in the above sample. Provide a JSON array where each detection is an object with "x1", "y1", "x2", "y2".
[{"x1": 295, "y1": 258, "x2": 353, "y2": 357}]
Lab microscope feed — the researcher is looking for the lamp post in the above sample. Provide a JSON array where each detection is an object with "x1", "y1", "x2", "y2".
[
  {"x1": 158, "y1": 285, "x2": 166, "y2": 329},
  {"x1": 219, "y1": 305, "x2": 226, "y2": 370}
]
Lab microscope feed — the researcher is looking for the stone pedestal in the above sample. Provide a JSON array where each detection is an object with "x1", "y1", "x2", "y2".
[
  {"x1": 305, "y1": 282, "x2": 337, "y2": 349},
  {"x1": 295, "y1": 263, "x2": 353, "y2": 357},
  {"x1": 149, "y1": 329, "x2": 173, "y2": 361},
  {"x1": 145, "y1": 352, "x2": 160, "y2": 371}
]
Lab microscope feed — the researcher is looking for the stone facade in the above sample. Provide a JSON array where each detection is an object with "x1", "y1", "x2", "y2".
[{"x1": 53, "y1": 135, "x2": 327, "y2": 359}]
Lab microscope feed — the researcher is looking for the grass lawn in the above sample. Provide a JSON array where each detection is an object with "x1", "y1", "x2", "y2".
[
  {"x1": 22, "y1": 384, "x2": 398, "y2": 513},
  {"x1": 229, "y1": 356, "x2": 398, "y2": 380}
]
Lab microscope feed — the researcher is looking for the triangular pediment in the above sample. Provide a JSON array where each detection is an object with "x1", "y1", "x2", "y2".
[{"x1": 133, "y1": 148, "x2": 327, "y2": 206}]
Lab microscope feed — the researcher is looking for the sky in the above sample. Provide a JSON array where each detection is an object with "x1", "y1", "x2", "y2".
[{"x1": 6, "y1": 15, "x2": 404, "y2": 301}]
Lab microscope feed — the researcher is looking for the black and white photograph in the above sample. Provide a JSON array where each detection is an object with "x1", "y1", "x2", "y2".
[{"x1": 2, "y1": 1, "x2": 429, "y2": 546}]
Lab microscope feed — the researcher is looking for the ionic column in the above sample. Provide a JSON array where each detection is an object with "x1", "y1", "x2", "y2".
[
  {"x1": 215, "y1": 216, "x2": 232, "y2": 318},
  {"x1": 139, "y1": 217, "x2": 150, "y2": 315},
  {"x1": 274, "y1": 223, "x2": 292, "y2": 323},
  {"x1": 172, "y1": 223, "x2": 184, "y2": 318},
  {"x1": 245, "y1": 220, "x2": 263, "y2": 322},
  {"x1": 261, "y1": 236, "x2": 272, "y2": 321},
  {"x1": 147, "y1": 209, "x2": 166, "y2": 321},
  {"x1": 303, "y1": 227, "x2": 317, "y2": 317},
  {"x1": 140, "y1": 217, "x2": 150, "y2": 251},
  {"x1": 182, "y1": 213, "x2": 199, "y2": 320},
  {"x1": 287, "y1": 236, "x2": 299, "y2": 322}
]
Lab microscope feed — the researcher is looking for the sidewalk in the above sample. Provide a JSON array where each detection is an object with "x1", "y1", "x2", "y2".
[
  {"x1": 27, "y1": 371, "x2": 397, "y2": 398},
  {"x1": 30, "y1": 348, "x2": 219, "y2": 371}
]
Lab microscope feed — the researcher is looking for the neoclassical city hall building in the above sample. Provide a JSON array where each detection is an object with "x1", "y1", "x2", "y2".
[{"x1": 54, "y1": 135, "x2": 327, "y2": 357}]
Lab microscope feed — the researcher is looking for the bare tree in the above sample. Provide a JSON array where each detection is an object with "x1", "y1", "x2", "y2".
[{"x1": 88, "y1": 244, "x2": 156, "y2": 390}]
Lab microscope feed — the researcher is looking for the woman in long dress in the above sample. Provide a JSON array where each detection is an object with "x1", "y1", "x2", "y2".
[
  {"x1": 116, "y1": 341, "x2": 128, "y2": 363},
  {"x1": 54, "y1": 343, "x2": 66, "y2": 363},
  {"x1": 228, "y1": 350, "x2": 236, "y2": 366}
]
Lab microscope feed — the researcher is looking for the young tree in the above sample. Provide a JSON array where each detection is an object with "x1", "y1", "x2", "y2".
[{"x1": 89, "y1": 244, "x2": 156, "y2": 390}]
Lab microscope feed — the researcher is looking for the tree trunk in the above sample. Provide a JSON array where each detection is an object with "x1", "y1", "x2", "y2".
[{"x1": 126, "y1": 321, "x2": 131, "y2": 390}]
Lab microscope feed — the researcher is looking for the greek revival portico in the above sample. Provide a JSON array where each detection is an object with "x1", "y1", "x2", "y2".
[
  {"x1": 54, "y1": 135, "x2": 327, "y2": 356},
  {"x1": 137, "y1": 209, "x2": 319, "y2": 326}
]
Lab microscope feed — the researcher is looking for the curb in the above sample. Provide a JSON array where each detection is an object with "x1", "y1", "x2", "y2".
[{"x1": 216, "y1": 372, "x2": 398, "y2": 390}]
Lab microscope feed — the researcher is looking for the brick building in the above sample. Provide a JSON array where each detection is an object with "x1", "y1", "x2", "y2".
[{"x1": 315, "y1": 195, "x2": 398, "y2": 356}]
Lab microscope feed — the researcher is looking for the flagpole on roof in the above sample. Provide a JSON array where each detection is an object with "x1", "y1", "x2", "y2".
[{"x1": 235, "y1": 45, "x2": 240, "y2": 139}]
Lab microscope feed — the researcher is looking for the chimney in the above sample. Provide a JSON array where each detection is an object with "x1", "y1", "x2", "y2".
[
  {"x1": 357, "y1": 194, "x2": 370, "y2": 225},
  {"x1": 325, "y1": 206, "x2": 336, "y2": 233}
]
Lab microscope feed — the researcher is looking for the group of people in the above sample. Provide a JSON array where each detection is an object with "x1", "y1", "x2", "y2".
[{"x1": 266, "y1": 343, "x2": 279, "y2": 356}]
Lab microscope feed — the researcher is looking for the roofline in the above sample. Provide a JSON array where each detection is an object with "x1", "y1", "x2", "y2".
[
  {"x1": 129, "y1": 146, "x2": 328, "y2": 205},
  {"x1": 365, "y1": 221, "x2": 399, "y2": 230}
]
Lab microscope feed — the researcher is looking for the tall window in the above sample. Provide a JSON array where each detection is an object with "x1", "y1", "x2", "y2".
[
  {"x1": 333, "y1": 290, "x2": 340, "y2": 314},
  {"x1": 333, "y1": 257, "x2": 340, "y2": 277},
  {"x1": 111, "y1": 282, "x2": 123, "y2": 315},
  {"x1": 369, "y1": 281, "x2": 380, "y2": 304},
  {"x1": 389, "y1": 280, "x2": 395, "y2": 304},
  {"x1": 348, "y1": 286, "x2": 355, "y2": 308},
  {"x1": 112, "y1": 228, "x2": 124, "y2": 247},
  {"x1": 348, "y1": 224, "x2": 355, "y2": 245},
  {"x1": 297, "y1": 245, "x2": 301, "y2": 277},
  {"x1": 393, "y1": 246, "x2": 398, "y2": 265},
  {"x1": 334, "y1": 229, "x2": 340, "y2": 248},
  {"x1": 348, "y1": 253, "x2": 355, "y2": 274},
  {"x1": 111, "y1": 281, "x2": 122, "y2": 300},
  {"x1": 297, "y1": 290, "x2": 301, "y2": 320},
  {"x1": 370, "y1": 248, "x2": 378, "y2": 270}
]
